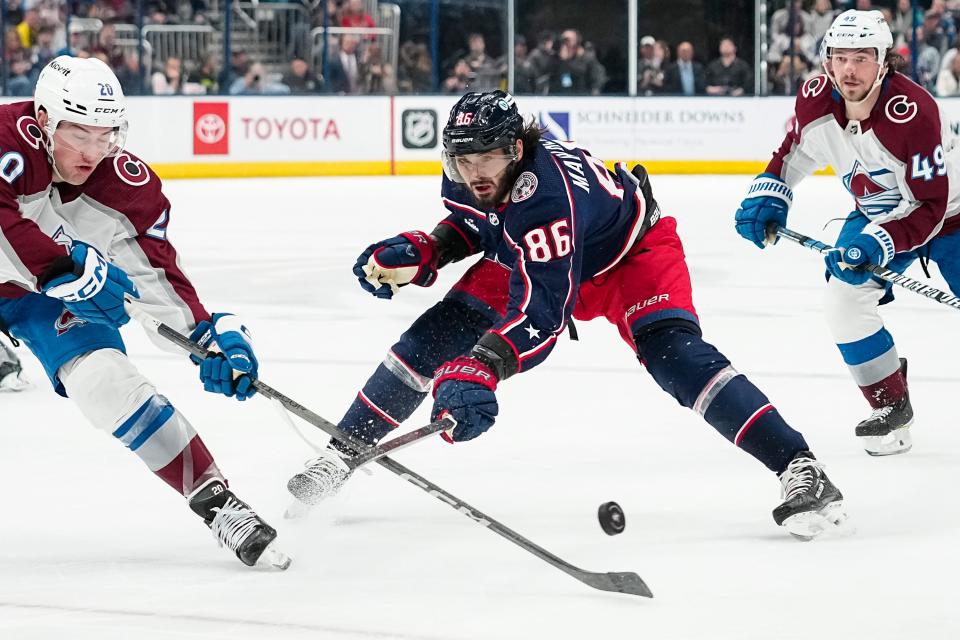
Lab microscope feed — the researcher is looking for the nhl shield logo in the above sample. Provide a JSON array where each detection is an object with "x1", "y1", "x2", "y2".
[
  {"x1": 402, "y1": 109, "x2": 438, "y2": 149},
  {"x1": 511, "y1": 172, "x2": 538, "y2": 203}
]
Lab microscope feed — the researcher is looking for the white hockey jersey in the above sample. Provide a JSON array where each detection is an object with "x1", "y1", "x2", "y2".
[
  {"x1": 0, "y1": 101, "x2": 208, "y2": 344},
  {"x1": 767, "y1": 72, "x2": 960, "y2": 264}
]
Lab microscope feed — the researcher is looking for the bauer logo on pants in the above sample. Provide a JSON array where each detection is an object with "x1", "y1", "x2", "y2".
[
  {"x1": 401, "y1": 109, "x2": 437, "y2": 149},
  {"x1": 193, "y1": 102, "x2": 229, "y2": 155}
]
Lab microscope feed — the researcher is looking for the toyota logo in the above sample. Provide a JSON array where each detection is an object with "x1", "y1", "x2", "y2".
[{"x1": 195, "y1": 113, "x2": 226, "y2": 144}]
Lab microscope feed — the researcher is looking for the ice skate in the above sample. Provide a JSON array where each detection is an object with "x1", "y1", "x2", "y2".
[
  {"x1": 0, "y1": 349, "x2": 28, "y2": 392},
  {"x1": 773, "y1": 451, "x2": 847, "y2": 541},
  {"x1": 188, "y1": 478, "x2": 291, "y2": 570},
  {"x1": 287, "y1": 443, "x2": 353, "y2": 511},
  {"x1": 856, "y1": 359, "x2": 913, "y2": 456}
]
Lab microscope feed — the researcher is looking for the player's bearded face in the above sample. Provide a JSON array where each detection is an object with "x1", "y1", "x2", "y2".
[
  {"x1": 50, "y1": 122, "x2": 118, "y2": 185},
  {"x1": 826, "y1": 49, "x2": 883, "y2": 102},
  {"x1": 456, "y1": 148, "x2": 518, "y2": 207}
]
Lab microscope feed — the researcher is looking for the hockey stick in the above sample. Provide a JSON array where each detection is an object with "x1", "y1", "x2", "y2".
[
  {"x1": 128, "y1": 306, "x2": 653, "y2": 598},
  {"x1": 767, "y1": 223, "x2": 960, "y2": 311}
]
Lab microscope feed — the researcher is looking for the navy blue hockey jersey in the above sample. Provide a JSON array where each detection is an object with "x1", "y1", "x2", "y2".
[{"x1": 439, "y1": 139, "x2": 655, "y2": 373}]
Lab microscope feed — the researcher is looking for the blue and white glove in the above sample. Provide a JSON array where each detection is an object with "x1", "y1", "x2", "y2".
[
  {"x1": 352, "y1": 231, "x2": 439, "y2": 299},
  {"x1": 825, "y1": 234, "x2": 884, "y2": 286},
  {"x1": 189, "y1": 313, "x2": 258, "y2": 401},
  {"x1": 734, "y1": 173, "x2": 793, "y2": 249},
  {"x1": 431, "y1": 356, "x2": 499, "y2": 443},
  {"x1": 42, "y1": 243, "x2": 139, "y2": 328}
]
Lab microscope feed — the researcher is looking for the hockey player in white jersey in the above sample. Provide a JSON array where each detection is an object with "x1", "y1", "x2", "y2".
[
  {"x1": 734, "y1": 10, "x2": 960, "y2": 456},
  {"x1": 0, "y1": 56, "x2": 289, "y2": 568}
]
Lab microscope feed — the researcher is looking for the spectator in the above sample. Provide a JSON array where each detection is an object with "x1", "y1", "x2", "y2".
[
  {"x1": 504, "y1": 35, "x2": 537, "y2": 94},
  {"x1": 771, "y1": 52, "x2": 811, "y2": 95},
  {"x1": 854, "y1": 0, "x2": 873, "y2": 10},
  {"x1": 397, "y1": 40, "x2": 433, "y2": 93},
  {"x1": 893, "y1": 0, "x2": 923, "y2": 46},
  {"x1": 115, "y1": 51, "x2": 145, "y2": 96},
  {"x1": 187, "y1": 53, "x2": 220, "y2": 94},
  {"x1": 549, "y1": 29, "x2": 606, "y2": 95},
  {"x1": 809, "y1": 0, "x2": 838, "y2": 45},
  {"x1": 30, "y1": 25, "x2": 58, "y2": 78},
  {"x1": 93, "y1": 23, "x2": 125, "y2": 70},
  {"x1": 525, "y1": 30, "x2": 555, "y2": 94},
  {"x1": 15, "y1": 8, "x2": 40, "y2": 48},
  {"x1": 340, "y1": 0, "x2": 375, "y2": 30},
  {"x1": 901, "y1": 30, "x2": 941, "y2": 93},
  {"x1": 937, "y1": 46, "x2": 960, "y2": 96},
  {"x1": 152, "y1": 56, "x2": 184, "y2": 95},
  {"x1": 57, "y1": 28, "x2": 89, "y2": 58},
  {"x1": 931, "y1": 0, "x2": 957, "y2": 47},
  {"x1": 326, "y1": 33, "x2": 362, "y2": 94},
  {"x1": 706, "y1": 37, "x2": 753, "y2": 96},
  {"x1": 283, "y1": 57, "x2": 323, "y2": 94},
  {"x1": 768, "y1": 15, "x2": 818, "y2": 67},
  {"x1": 638, "y1": 34, "x2": 661, "y2": 95},
  {"x1": 361, "y1": 42, "x2": 396, "y2": 93},
  {"x1": 771, "y1": 0, "x2": 812, "y2": 39},
  {"x1": 4, "y1": 28, "x2": 33, "y2": 96},
  {"x1": 462, "y1": 33, "x2": 501, "y2": 91},
  {"x1": 663, "y1": 41, "x2": 705, "y2": 96},
  {"x1": 923, "y1": 8, "x2": 952, "y2": 56},
  {"x1": 229, "y1": 61, "x2": 291, "y2": 95},
  {"x1": 443, "y1": 58, "x2": 473, "y2": 93}
]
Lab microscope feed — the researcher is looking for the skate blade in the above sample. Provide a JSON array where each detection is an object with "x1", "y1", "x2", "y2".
[
  {"x1": 259, "y1": 541, "x2": 292, "y2": 570},
  {"x1": 862, "y1": 428, "x2": 913, "y2": 457},
  {"x1": 783, "y1": 501, "x2": 851, "y2": 541}
]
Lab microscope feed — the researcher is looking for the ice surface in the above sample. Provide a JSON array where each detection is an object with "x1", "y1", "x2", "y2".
[{"x1": 0, "y1": 175, "x2": 956, "y2": 639}]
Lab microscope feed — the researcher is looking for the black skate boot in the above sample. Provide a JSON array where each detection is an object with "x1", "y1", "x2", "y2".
[
  {"x1": 773, "y1": 450, "x2": 847, "y2": 541},
  {"x1": 855, "y1": 358, "x2": 913, "y2": 456},
  {"x1": 188, "y1": 478, "x2": 291, "y2": 569}
]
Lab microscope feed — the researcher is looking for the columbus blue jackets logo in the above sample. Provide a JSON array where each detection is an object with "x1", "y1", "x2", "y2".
[
  {"x1": 55, "y1": 310, "x2": 87, "y2": 336},
  {"x1": 842, "y1": 160, "x2": 901, "y2": 215},
  {"x1": 511, "y1": 171, "x2": 538, "y2": 203}
]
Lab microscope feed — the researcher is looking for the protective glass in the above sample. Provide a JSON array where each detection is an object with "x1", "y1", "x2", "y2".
[
  {"x1": 54, "y1": 121, "x2": 128, "y2": 159},
  {"x1": 441, "y1": 148, "x2": 517, "y2": 183}
]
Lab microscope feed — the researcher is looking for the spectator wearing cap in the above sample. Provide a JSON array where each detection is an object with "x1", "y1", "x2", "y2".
[
  {"x1": 662, "y1": 41, "x2": 705, "y2": 96},
  {"x1": 706, "y1": 37, "x2": 752, "y2": 96},
  {"x1": 638, "y1": 35, "x2": 662, "y2": 95}
]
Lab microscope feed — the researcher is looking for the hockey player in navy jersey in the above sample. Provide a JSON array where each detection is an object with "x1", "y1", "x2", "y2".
[
  {"x1": 289, "y1": 90, "x2": 849, "y2": 539},
  {"x1": 0, "y1": 56, "x2": 288, "y2": 568},
  {"x1": 734, "y1": 10, "x2": 960, "y2": 456}
]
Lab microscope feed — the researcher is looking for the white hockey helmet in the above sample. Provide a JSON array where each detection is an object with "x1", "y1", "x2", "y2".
[
  {"x1": 33, "y1": 55, "x2": 128, "y2": 156},
  {"x1": 820, "y1": 10, "x2": 893, "y2": 65}
]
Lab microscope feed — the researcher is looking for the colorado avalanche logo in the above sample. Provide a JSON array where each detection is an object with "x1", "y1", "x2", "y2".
[
  {"x1": 16, "y1": 116, "x2": 43, "y2": 150},
  {"x1": 511, "y1": 171, "x2": 538, "y2": 203},
  {"x1": 842, "y1": 160, "x2": 901, "y2": 216},
  {"x1": 55, "y1": 310, "x2": 87, "y2": 336},
  {"x1": 113, "y1": 153, "x2": 151, "y2": 187},
  {"x1": 801, "y1": 75, "x2": 828, "y2": 99},
  {"x1": 885, "y1": 95, "x2": 918, "y2": 124}
]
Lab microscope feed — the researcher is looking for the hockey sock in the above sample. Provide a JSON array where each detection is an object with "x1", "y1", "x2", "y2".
[
  {"x1": 113, "y1": 393, "x2": 223, "y2": 495},
  {"x1": 338, "y1": 359, "x2": 428, "y2": 445},
  {"x1": 858, "y1": 366, "x2": 907, "y2": 408},
  {"x1": 637, "y1": 325, "x2": 807, "y2": 474},
  {"x1": 835, "y1": 327, "x2": 905, "y2": 407}
]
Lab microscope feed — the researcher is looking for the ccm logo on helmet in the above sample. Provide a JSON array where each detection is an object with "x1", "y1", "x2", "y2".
[{"x1": 94, "y1": 107, "x2": 122, "y2": 114}]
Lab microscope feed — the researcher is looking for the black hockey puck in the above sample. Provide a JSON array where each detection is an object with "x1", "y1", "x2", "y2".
[{"x1": 598, "y1": 501, "x2": 626, "y2": 536}]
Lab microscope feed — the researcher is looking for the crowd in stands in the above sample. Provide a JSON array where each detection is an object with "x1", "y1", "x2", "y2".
[{"x1": 9, "y1": 1, "x2": 960, "y2": 98}]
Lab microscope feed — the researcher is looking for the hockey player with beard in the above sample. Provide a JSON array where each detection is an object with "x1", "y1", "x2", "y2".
[
  {"x1": 0, "y1": 56, "x2": 289, "y2": 568},
  {"x1": 288, "y1": 90, "x2": 850, "y2": 540},
  {"x1": 734, "y1": 10, "x2": 960, "y2": 456}
]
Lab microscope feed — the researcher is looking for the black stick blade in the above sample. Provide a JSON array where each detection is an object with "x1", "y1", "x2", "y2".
[{"x1": 578, "y1": 571, "x2": 653, "y2": 598}]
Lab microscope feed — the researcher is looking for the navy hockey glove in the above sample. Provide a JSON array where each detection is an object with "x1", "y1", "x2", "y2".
[
  {"x1": 189, "y1": 313, "x2": 259, "y2": 401},
  {"x1": 353, "y1": 231, "x2": 439, "y2": 299},
  {"x1": 825, "y1": 234, "x2": 884, "y2": 286},
  {"x1": 42, "y1": 243, "x2": 139, "y2": 328},
  {"x1": 431, "y1": 356, "x2": 499, "y2": 443},
  {"x1": 735, "y1": 173, "x2": 793, "y2": 249}
]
